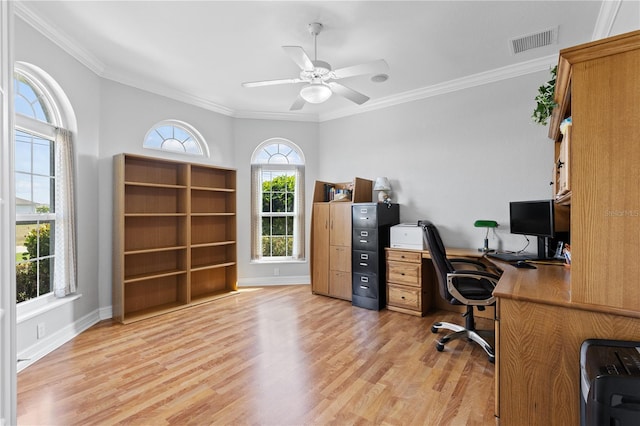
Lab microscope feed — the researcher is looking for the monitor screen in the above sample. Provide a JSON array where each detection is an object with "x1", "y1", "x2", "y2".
[{"x1": 509, "y1": 199, "x2": 555, "y2": 238}]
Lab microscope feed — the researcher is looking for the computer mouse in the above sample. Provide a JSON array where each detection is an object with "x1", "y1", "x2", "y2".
[{"x1": 514, "y1": 261, "x2": 537, "y2": 269}]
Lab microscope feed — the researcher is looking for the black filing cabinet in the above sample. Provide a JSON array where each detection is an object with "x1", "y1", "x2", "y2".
[{"x1": 351, "y1": 203, "x2": 400, "y2": 310}]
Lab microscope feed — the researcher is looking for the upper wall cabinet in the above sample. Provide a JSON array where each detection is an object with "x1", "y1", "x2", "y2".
[
  {"x1": 112, "y1": 153, "x2": 237, "y2": 323},
  {"x1": 549, "y1": 30, "x2": 640, "y2": 312}
]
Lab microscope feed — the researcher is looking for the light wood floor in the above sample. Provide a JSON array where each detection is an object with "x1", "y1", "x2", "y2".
[{"x1": 18, "y1": 285, "x2": 495, "y2": 425}]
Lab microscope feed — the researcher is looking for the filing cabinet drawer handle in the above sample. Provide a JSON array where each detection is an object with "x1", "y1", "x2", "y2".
[
  {"x1": 360, "y1": 285, "x2": 370, "y2": 290},
  {"x1": 359, "y1": 262, "x2": 368, "y2": 267},
  {"x1": 360, "y1": 254, "x2": 369, "y2": 260},
  {"x1": 360, "y1": 276, "x2": 369, "y2": 283},
  {"x1": 360, "y1": 240, "x2": 368, "y2": 243},
  {"x1": 360, "y1": 231, "x2": 369, "y2": 237}
]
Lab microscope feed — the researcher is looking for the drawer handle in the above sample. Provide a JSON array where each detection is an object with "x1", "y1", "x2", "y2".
[
  {"x1": 360, "y1": 285, "x2": 370, "y2": 290},
  {"x1": 361, "y1": 254, "x2": 369, "y2": 260},
  {"x1": 360, "y1": 240, "x2": 368, "y2": 243},
  {"x1": 359, "y1": 262, "x2": 368, "y2": 267},
  {"x1": 360, "y1": 276, "x2": 369, "y2": 283},
  {"x1": 360, "y1": 231, "x2": 369, "y2": 237}
]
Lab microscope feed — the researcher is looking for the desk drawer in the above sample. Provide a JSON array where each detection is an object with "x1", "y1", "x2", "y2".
[
  {"x1": 386, "y1": 250, "x2": 422, "y2": 263},
  {"x1": 387, "y1": 261, "x2": 421, "y2": 287},
  {"x1": 388, "y1": 283, "x2": 421, "y2": 311}
]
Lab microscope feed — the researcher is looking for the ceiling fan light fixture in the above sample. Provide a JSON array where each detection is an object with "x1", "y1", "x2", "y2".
[{"x1": 300, "y1": 83, "x2": 332, "y2": 104}]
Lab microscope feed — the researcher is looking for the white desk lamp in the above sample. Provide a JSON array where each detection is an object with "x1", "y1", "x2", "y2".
[{"x1": 374, "y1": 177, "x2": 391, "y2": 203}]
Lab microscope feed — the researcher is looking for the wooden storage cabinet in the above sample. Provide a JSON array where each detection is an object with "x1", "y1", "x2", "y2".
[
  {"x1": 113, "y1": 154, "x2": 237, "y2": 323},
  {"x1": 385, "y1": 249, "x2": 430, "y2": 316},
  {"x1": 311, "y1": 202, "x2": 354, "y2": 301},
  {"x1": 310, "y1": 178, "x2": 373, "y2": 300}
]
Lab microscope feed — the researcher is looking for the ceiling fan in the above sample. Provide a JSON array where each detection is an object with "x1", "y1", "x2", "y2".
[{"x1": 241, "y1": 22, "x2": 389, "y2": 111}]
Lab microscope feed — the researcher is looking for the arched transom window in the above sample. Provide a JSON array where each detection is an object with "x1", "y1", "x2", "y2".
[{"x1": 143, "y1": 120, "x2": 208, "y2": 157}]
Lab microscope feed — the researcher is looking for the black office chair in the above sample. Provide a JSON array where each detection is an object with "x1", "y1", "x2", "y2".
[{"x1": 419, "y1": 220, "x2": 500, "y2": 363}]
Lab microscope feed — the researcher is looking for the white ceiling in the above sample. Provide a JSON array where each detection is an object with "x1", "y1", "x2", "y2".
[{"x1": 16, "y1": 1, "x2": 607, "y2": 122}]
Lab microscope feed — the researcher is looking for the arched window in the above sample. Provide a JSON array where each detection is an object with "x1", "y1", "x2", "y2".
[
  {"x1": 251, "y1": 139, "x2": 305, "y2": 261},
  {"x1": 14, "y1": 63, "x2": 77, "y2": 304},
  {"x1": 143, "y1": 120, "x2": 208, "y2": 157}
]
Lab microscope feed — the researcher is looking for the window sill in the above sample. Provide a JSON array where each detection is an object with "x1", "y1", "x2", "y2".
[
  {"x1": 17, "y1": 293, "x2": 82, "y2": 324},
  {"x1": 250, "y1": 259, "x2": 307, "y2": 265}
]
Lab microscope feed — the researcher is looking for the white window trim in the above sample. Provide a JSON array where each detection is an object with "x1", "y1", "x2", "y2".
[{"x1": 143, "y1": 119, "x2": 209, "y2": 157}]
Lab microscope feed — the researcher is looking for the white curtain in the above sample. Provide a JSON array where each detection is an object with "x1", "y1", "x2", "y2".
[
  {"x1": 250, "y1": 165, "x2": 262, "y2": 260},
  {"x1": 53, "y1": 128, "x2": 77, "y2": 297},
  {"x1": 292, "y1": 166, "x2": 305, "y2": 260}
]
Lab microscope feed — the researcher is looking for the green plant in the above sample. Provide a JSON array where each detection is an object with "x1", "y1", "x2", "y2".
[
  {"x1": 532, "y1": 66, "x2": 557, "y2": 125},
  {"x1": 16, "y1": 223, "x2": 51, "y2": 303}
]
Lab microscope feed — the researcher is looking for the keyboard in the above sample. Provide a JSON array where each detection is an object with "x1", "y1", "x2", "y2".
[{"x1": 487, "y1": 252, "x2": 538, "y2": 262}]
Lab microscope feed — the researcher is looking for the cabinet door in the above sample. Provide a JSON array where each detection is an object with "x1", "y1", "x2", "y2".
[
  {"x1": 330, "y1": 270, "x2": 352, "y2": 300},
  {"x1": 312, "y1": 203, "x2": 330, "y2": 295},
  {"x1": 330, "y1": 203, "x2": 352, "y2": 247}
]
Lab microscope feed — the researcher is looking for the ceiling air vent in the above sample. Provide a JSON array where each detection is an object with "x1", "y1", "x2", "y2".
[{"x1": 510, "y1": 27, "x2": 558, "y2": 55}]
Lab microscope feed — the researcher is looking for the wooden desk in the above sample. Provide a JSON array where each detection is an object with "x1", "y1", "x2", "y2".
[
  {"x1": 385, "y1": 247, "x2": 495, "y2": 318},
  {"x1": 493, "y1": 261, "x2": 640, "y2": 425}
]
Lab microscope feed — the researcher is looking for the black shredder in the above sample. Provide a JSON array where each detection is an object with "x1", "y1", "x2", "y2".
[{"x1": 580, "y1": 339, "x2": 640, "y2": 426}]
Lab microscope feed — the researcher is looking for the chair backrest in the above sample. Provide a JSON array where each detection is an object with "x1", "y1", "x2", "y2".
[{"x1": 421, "y1": 221, "x2": 459, "y2": 305}]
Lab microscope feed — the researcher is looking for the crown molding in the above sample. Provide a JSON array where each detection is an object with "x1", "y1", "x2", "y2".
[
  {"x1": 592, "y1": 0, "x2": 622, "y2": 41},
  {"x1": 15, "y1": 1, "x2": 105, "y2": 75},
  {"x1": 232, "y1": 109, "x2": 319, "y2": 122},
  {"x1": 318, "y1": 54, "x2": 558, "y2": 122},
  {"x1": 100, "y1": 67, "x2": 236, "y2": 117}
]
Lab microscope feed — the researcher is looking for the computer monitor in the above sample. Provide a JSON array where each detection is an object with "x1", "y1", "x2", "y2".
[
  {"x1": 509, "y1": 199, "x2": 568, "y2": 259},
  {"x1": 509, "y1": 199, "x2": 555, "y2": 238}
]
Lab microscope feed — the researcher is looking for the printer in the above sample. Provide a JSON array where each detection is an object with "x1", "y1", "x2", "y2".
[
  {"x1": 390, "y1": 223, "x2": 426, "y2": 250},
  {"x1": 580, "y1": 339, "x2": 640, "y2": 426}
]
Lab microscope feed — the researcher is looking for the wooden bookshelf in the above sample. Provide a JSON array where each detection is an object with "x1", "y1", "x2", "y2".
[{"x1": 113, "y1": 154, "x2": 237, "y2": 323}]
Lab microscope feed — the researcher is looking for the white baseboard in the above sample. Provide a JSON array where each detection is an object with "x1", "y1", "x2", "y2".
[
  {"x1": 98, "y1": 305, "x2": 112, "y2": 320},
  {"x1": 17, "y1": 309, "x2": 100, "y2": 373},
  {"x1": 238, "y1": 275, "x2": 310, "y2": 287}
]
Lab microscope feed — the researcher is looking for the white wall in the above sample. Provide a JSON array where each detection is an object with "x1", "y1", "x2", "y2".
[
  {"x1": 319, "y1": 72, "x2": 554, "y2": 253},
  {"x1": 14, "y1": 17, "x2": 101, "y2": 361}
]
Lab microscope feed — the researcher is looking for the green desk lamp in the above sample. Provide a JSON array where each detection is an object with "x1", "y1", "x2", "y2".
[{"x1": 474, "y1": 220, "x2": 499, "y2": 252}]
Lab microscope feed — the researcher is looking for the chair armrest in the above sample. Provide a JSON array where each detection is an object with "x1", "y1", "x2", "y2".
[{"x1": 446, "y1": 270, "x2": 500, "y2": 306}]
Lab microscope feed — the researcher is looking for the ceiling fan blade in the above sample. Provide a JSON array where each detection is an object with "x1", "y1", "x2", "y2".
[
  {"x1": 289, "y1": 95, "x2": 306, "y2": 111},
  {"x1": 242, "y1": 78, "x2": 303, "y2": 88},
  {"x1": 327, "y1": 82, "x2": 370, "y2": 105},
  {"x1": 332, "y1": 59, "x2": 389, "y2": 79},
  {"x1": 282, "y1": 46, "x2": 315, "y2": 71}
]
